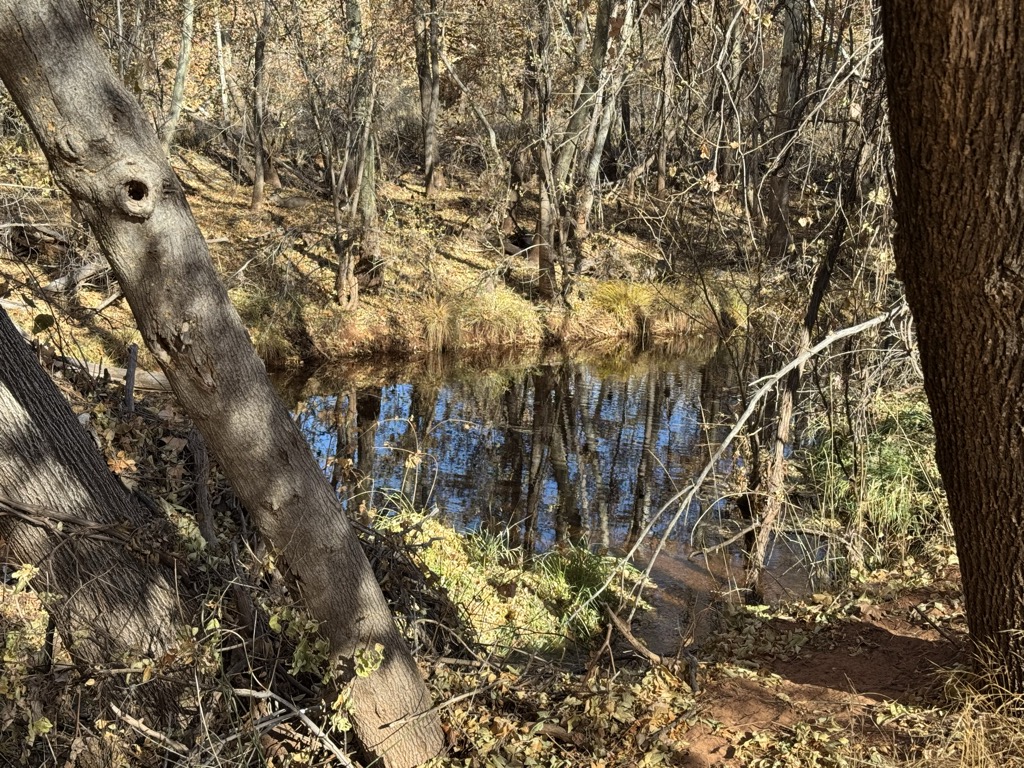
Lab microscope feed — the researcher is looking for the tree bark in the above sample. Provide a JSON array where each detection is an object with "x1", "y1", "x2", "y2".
[
  {"x1": 250, "y1": 0, "x2": 272, "y2": 210},
  {"x1": 655, "y1": 1, "x2": 689, "y2": 196},
  {"x1": 0, "y1": 310, "x2": 192, "y2": 714},
  {"x1": 215, "y1": 15, "x2": 231, "y2": 124},
  {"x1": 764, "y1": 0, "x2": 808, "y2": 263},
  {"x1": 882, "y1": 0, "x2": 1024, "y2": 691},
  {"x1": 339, "y1": 0, "x2": 380, "y2": 305},
  {"x1": 531, "y1": 0, "x2": 558, "y2": 301},
  {"x1": 160, "y1": 0, "x2": 194, "y2": 152},
  {"x1": 711, "y1": 0, "x2": 744, "y2": 186},
  {"x1": 355, "y1": 133, "x2": 382, "y2": 289},
  {"x1": 413, "y1": 0, "x2": 443, "y2": 196},
  {"x1": 572, "y1": 0, "x2": 634, "y2": 244},
  {"x1": 552, "y1": 0, "x2": 598, "y2": 190},
  {"x1": 0, "y1": 1, "x2": 443, "y2": 764}
]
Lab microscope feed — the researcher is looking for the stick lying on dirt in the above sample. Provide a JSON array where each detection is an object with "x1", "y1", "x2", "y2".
[
  {"x1": 604, "y1": 606, "x2": 700, "y2": 693},
  {"x1": 80, "y1": 359, "x2": 169, "y2": 391}
]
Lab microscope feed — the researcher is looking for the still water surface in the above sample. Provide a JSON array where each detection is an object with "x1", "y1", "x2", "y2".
[{"x1": 287, "y1": 345, "x2": 813, "y2": 619}]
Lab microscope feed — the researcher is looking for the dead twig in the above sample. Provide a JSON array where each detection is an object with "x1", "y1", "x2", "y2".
[
  {"x1": 913, "y1": 604, "x2": 965, "y2": 649},
  {"x1": 691, "y1": 523, "x2": 756, "y2": 558},
  {"x1": 110, "y1": 703, "x2": 189, "y2": 756},
  {"x1": 233, "y1": 688, "x2": 354, "y2": 767},
  {"x1": 605, "y1": 606, "x2": 701, "y2": 693}
]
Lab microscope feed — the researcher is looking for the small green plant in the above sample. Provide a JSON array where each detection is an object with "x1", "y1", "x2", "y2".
[
  {"x1": 354, "y1": 642, "x2": 385, "y2": 677},
  {"x1": 268, "y1": 604, "x2": 331, "y2": 675},
  {"x1": 379, "y1": 509, "x2": 648, "y2": 654},
  {"x1": 535, "y1": 546, "x2": 651, "y2": 638},
  {"x1": 9, "y1": 564, "x2": 38, "y2": 594},
  {"x1": 802, "y1": 387, "x2": 950, "y2": 571}
]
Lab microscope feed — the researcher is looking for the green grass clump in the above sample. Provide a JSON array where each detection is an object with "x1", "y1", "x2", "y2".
[
  {"x1": 378, "y1": 511, "x2": 646, "y2": 655},
  {"x1": 804, "y1": 387, "x2": 949, "y2": 569}
]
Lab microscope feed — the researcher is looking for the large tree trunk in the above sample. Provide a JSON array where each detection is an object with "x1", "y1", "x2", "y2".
[
  {"x1": 882, "y1": 1, "x2": 1024, "y2": 691},
  {"x1": 0, "y1": 310, "x2": 192, "y2": 714},
  {"x1": 0, "y1": 1, "x2": 443, "y2": 764}
]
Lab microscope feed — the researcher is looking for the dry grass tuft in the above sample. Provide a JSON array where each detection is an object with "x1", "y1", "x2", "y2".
[
  {"x1": 231, "y1": 285, "x2": 300, "y2": 367},
  {"x1": 458, "y1": 284, "x2": 543, "y2": 350},
  {"x1": 553, "y1": 279, "x2": 718, "y2": 345},
  {"x1": 916, "y1": 667, "x2": 1024, "y2": 767}
]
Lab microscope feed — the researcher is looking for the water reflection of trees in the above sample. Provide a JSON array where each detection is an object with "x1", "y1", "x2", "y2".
[{"x1": 293, "y1": 349, "x2": 729, "y2": 557}]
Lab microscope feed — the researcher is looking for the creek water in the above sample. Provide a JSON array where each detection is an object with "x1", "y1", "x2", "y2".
[{"x1": 286, "y1": 343, "x2": 817, "y2": 648}]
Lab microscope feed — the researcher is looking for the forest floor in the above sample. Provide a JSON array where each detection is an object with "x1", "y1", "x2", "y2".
[
  {"x1": 679, "y1": 569, "x2": 967, "y2": 767},
  {"x1": 4, "y1": 504, "x2": 979, "y2": 767},
  {"x1": 420, "y1": 531, "x2": 978, "y2": 767}
]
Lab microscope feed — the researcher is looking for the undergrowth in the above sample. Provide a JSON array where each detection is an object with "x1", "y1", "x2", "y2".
[
  {"x1": 800, "y1": 386, "x2": 951, "y2": 572},
  {"x1": 376, "y1": 508, "x2": 649, "y2": 654}
]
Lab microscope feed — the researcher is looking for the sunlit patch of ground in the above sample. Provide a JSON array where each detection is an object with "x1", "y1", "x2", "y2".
[{"x1": 642, "y1": 550, "x2": 970, "y2": 767}]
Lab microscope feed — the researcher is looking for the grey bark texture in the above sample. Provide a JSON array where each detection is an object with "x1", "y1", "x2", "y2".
[
  {"x1": 0, "y1": 0, "x2": 443, "y2": 763},
  {"x1": 160, "y1": 0, "x2": 195, "y2": 152},
  {"x1": 0, "y1": 309, "x2": 189, "y2": 700},
  {"x1": 882, "y1": 0, "x2": 1024, "y2": 691},
  {"x1": 764, "y1": 0, "x2": 807, "y2": 262},
  {"x1": 251, "y1": 0, "x2": 272, "y2": 210},
  {"x1": 530, "y1": 0, "x2": 558, "y2": 301},
  {"x1": 413, "y1": 0, "x2": 443, "y2": 195}
]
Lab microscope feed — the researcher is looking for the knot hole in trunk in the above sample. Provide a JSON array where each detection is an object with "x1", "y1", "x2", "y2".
[{"x1": 119, "y1": 178, "x2": 154, "y2": 219}]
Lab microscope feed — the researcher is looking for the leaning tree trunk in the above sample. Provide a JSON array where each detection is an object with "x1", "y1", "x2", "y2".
[
  {"x1": 0, "y1": 310, "x2": 192, "y2": 715},
  {"x1": 0, "y1": 1, "x2": 443, "y2": 765},
  {"x1": 882, "y1": 0, "x2": 1024, "y2": 692}
]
